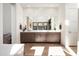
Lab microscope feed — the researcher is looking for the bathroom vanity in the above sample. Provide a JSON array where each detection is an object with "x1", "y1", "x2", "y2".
[
  {"x1": 20, "y1": 30, "x2": 61, "y2": 43},
  {"x1": 20, "y1": 16, "x2": 61, "y2": 43}
]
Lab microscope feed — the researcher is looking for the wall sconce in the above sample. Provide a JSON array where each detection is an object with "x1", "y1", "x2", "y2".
[
  {"x1": 20, "y1": 24, "x2": 22, "y2": 30},
  {"x1": 19, "y1": 24, "x2": 26, "y2": 32},
  {"x1": 59, "y1": 24, "x2": 62, "y2": 30}
]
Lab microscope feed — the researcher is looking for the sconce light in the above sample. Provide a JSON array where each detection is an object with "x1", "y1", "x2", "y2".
[
  {"x1": 59, "y1": 24, "x2": 62, "y2": 30},
  {"x1": 20, "y1": 24, "x2": 22, "y2": 30},
  {"x1": 19, "y1": 24, "x2": 26, "y2": 32}
]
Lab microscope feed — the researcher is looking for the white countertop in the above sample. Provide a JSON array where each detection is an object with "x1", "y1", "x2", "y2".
[{"x1": 20, "y1": 30, "x2": 61, "y2": 32}]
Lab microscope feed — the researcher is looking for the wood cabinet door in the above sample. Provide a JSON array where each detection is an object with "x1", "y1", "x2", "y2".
[
  {"x1": 20, "y1": 32, "x2": 35, "y2": 43},
  {"x1": 35, "y1": 32, "x2": 46, "y2": 42},
  {"x1": 46, "y1": 32, "x2": 61, "y2": 42}
]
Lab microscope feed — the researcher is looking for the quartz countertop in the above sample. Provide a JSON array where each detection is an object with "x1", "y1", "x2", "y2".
[{"x1": 20, "y1": 30, "x2": 61, "y2": 32}]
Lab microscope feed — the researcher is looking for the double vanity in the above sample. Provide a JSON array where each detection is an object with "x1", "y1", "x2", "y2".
[
  {"x1": 20, "y1": 16, "x2": 61, "y2": 43},
  {"x1": 20, "y1": 30, "x2": 61, "y2": 43}
]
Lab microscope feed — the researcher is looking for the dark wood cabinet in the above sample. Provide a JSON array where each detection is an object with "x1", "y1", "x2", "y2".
[
  {"x1": 46, "y1": 32, "x2": 61, "y2": 42},
  {"x1": 20, "y1": 32, "x2": 61, "y2": 43},
  {"x1": 35, "y1": 32, "x2": 47, "y2": 42},
  {"x1": 20, "y1": 32, "x2": 35, "y2": 43}
]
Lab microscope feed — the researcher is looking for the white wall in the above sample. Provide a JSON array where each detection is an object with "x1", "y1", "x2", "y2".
[
  {"x1": 3, "y1": 3, "x2": 11, "y2": 34},
  {"x1": 1, "y1": 3, "x2": 17, "y2": 44},
  {"x1": 77, "y1": 8, "x2": 79, "y2": 55},
  {"x1": 23, "y1": 6, "x2": 61, "y2": 30},
  {"x1": 58, "y1": 4, "x2": 65, "y2": 45},
  {"x1": 23, "y1": 7, "x2": 59, "y2": 22},
  {"x1": 16, "y1": 4, "x2": 23, "y2": 43},
  {"x1": 64, "y1": 3, "x2": 78, "y2": 46},
  {"x1": 11, "y1": 4, "x2": 16, "y2": 44},
  {"x1": 0, "y1": 3, "x2": 3, "y2": 44},
  {"x1": 78, "y1": 9, "x2": 79, "y2": 38},
  {"x1": 58, "y1": 3, "x2": 78, "y2": 46}
]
